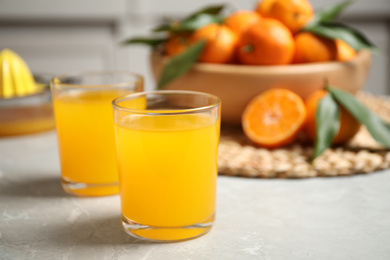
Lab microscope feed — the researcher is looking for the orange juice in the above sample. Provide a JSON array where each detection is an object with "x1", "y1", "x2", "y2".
[
  {"x1": 115, "y1": 114, "x2": 220, "y2": 241},
  {"x1": 53, "y1": 89, "x2": 131, "y2": 196}
]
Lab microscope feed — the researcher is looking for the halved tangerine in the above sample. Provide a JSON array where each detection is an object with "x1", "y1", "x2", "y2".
[{"x1": 242, "y1": 88, "x2": 306, "y2": 148}]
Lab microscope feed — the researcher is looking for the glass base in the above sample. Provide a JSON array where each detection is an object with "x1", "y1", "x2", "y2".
[
  {"x1": 121, "y1": 214, "x2": 215, "y2": 242},
  {"x1": 61, "y1": 178, "x2": 119, "y2": 197}
]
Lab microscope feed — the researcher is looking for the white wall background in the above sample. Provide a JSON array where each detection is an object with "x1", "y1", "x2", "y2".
[{"x1": 0, "y1": 0, "x2": 389, "y2": 94}]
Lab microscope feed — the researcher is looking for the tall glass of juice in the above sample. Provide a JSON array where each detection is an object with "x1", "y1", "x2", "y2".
[
  {"x1": 112, "y1": 90, "x2": 221, "y2": 242},
  {"x1": 51, "y1": 71, "x2": 143, "y2": 196}
]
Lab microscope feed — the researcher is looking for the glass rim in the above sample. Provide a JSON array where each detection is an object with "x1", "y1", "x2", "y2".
[
  {"x1": 112, "y1": 90, "x2": 221, "y2": 115},
  {"x1": 50, "y1": 70, "x2": 143, "y2": 89}
]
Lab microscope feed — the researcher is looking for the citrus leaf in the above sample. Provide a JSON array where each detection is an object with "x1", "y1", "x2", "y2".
[
  {"x1": 175, "y1": 14, "x2": 224, "y2": 32},
  {"x1": 328, "y1": 86, "x2": 390, "y2": 148},
  {"x1": 152, "y1": 23, "x2": 175, "y2": 32},
  {"x1": 157, "y1": 39, "x2": 206, "y2": 90},
  {"x1": 313, "y1": 93, "x2": 341, "y2": 160},
  {"x1": 309, "y1": 0, "x2": 354, "y2": 25},
  {"x1": 152, "y1": 4, "x2": 226, "y2": 33},
  {"x1": 305, "y1": 22, "x2": 377, "y2": 51},
  {"x1": 187, "y1": 4, "x2": 226, "y2": 19},
  {"x1": 122, "y1": 37, "x2": 166, "y2": 47},
  {"x1": 153, "y1": 13, "x2": 223, "y2": 33}
]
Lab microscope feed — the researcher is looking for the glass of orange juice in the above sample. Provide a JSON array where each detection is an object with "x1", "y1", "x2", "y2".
[
  {"x1": 112, "y1": 90, "x2": 221, "y2": 242},
  {"x1": 50, "y1": 71, "x2": 143, "y2": 197}
]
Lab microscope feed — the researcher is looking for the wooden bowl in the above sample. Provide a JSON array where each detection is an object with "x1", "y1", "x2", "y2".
[{"x1": 150, "y1": 50, "x2": 371, "y2": 125}]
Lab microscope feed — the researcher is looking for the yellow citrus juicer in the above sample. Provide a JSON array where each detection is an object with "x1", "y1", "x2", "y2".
[{"x1": 0, "y1": 48, "x2": 45, "y2": 98}]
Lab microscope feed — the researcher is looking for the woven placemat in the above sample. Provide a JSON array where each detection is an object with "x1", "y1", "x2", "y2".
[{"x1": 218, "y1": 92, "x2": 390, "y2": 178}]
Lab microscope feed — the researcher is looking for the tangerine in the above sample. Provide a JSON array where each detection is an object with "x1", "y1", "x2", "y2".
[
  {"x1": 293, "y1": 32, "x2": 358, "y2": 63},
  {"x1": 256, "y1": 0, "x2": 314, "y2": 34},
  {"x1": 336, "y1": 39, "x2": 357, "y2": 62},
  {"x1": 164, "y1": 34, "x2": 191, "y2": 56},
  {"x1": 293, "y1": 32, "x2": 337, "y2": 63},
  {"x1": 236, "y1": 18, "x2": 295, "y2": 65},
  {"x1": 304, "y1": 90, "x2": 361, "y2": 145},
  {"x1": 242, "y1": 88, "x2": 306, "y2": 148},
  {"x1": 224, "y1": 10, "x2": 262, "y2": 36},
  {"x1": 255, "y1": 0, "x2": 276, "y2": 15},
  {"x1": 190, "y1": 23, "x2": 238, "y2": 64}
]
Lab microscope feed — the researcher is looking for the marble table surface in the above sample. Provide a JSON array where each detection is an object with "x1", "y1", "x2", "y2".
[{"x1": 1, "y1": 130, "x2": 390, "y2": 260}]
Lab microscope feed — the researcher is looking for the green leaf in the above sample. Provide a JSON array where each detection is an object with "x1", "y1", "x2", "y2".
[
  {"x1": 153, "y1": 13, "x2": 223, "y2": 33},
  {"x1": 187, "y1": 4, "x2": 226, "y2": 19},
  {"x1": 313, "y1": 93, "x2": 341, "y2": 160},
  {"x1": 157, "y1": 39, "x2": 206, "y2": 90},
  {"x1": 328, "y1": 86, "x2": 390, "y2": 148},
  {"x1": 309, "y1": 0, "x2": 354, "y2": 25},
  {"x1": 152, "y1": 23, "x2": 176, "y2": 32},
  {"x1": 304, "y1": 22, "x2": 377, "y2": 51},
  {"x1": 174, "y1": 13, "x2": 224, "y2": 32},
  {"x1": 152, "y1": 4, "x2": 226, "y2": 33},
  {"x1": 122, "y1": 37, "x2": 166, "y2": 47}
]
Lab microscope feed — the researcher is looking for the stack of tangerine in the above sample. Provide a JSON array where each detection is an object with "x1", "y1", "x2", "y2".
[{"x1": 164, "y1": 0, "x2": 356, "y2": 65}]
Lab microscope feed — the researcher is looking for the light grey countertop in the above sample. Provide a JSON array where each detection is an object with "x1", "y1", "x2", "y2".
[{"x1": 1, "y1": 131, "x2": 390, "y2": 260}]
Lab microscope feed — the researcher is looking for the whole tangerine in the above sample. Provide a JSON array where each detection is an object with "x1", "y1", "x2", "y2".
[
  {"x1": 256, "y1": 0, "x2": 314, "y2": 34},
  {"x1": 304, "y1": 89, "x2": 361, "y2": 145},
  {"x1": 255, "y1": 0, "x2": 276, "y2": 15},
  {"x1": 224, "y1": 10, "x2": 262, "y2": 36},
  {"x1": 190, "y1": 23, "x2": 238, "y2": 64},
  {"x1": 164, "y1": 34, "x2": 191, "y2": 56},
  {"x1": 336, "y1": 39, "x2": 357, "y2": 62},
  {"x1": 293, "y1": 32, "x2": 357, "y2": 63},
  {"x1": 236, "y1": 18, "x2": 295, "y2": 65},
  {"x1": 293, "y1": 32, "x2": 337, "y2": 63}
]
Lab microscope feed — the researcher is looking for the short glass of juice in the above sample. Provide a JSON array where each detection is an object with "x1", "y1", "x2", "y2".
[
  {"x1": 51, "y1": 71, "x2": 143, "y2": 196},
  {"x1": 112, "y1": 90, "x2": 221, "y2": 242}
]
